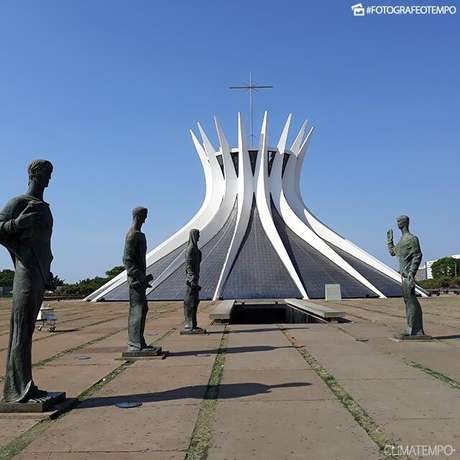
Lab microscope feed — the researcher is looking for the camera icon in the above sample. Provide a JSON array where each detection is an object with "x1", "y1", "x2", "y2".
[{"x1": 351, "y1": 3, "x2": 366, "y2": 16}]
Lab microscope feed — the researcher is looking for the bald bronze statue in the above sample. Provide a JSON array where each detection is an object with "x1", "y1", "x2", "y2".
[
  {"x1": 0, "y1": 160, "x2": 58, "y2": 404},
  {"x1": 387, "y1": 215, "x2": 427, "y2": 338},
  {"x1": 123, "y1": 207, "x2": 153, "y2": 351}
]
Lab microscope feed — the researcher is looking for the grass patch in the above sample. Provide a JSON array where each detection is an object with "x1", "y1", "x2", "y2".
[
  {"x1": 405, "y1": 360, "x2": 460, "y2": 390},
  {"x1": 186, "y1": 328, "x2": 228, "y2": 460}
]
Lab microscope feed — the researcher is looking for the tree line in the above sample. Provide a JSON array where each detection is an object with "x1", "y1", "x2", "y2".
[
  {"x1": 417, "y1": 257, "x2": 460, "y2": 289},
  {"x1": 0, "y1": 266, "x2": 124, "y2": 297}
]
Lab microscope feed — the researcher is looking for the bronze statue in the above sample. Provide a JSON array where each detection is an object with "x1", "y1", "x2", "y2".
[
  {"x1": 387, "y1": 215, "x2": 427, "y2": 338},
  {"x1": 182, "y1": 229, "x2": 205, "y2": 334},
  {"x1": 123, "y1": 207, "x2": 153, "y2": 351},
  {"x1": 0, "y1": 160, "x2": 57, "y2": 403}
]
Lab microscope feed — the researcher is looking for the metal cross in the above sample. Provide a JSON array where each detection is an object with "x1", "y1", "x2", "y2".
[{"x1": 230, "y1": 72, "x2": 273, "y2": 145}]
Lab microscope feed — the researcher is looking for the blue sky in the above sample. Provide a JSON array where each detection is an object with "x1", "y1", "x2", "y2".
[{"x1": 0, "y1": 1, "x2": 458, "y2": 282}]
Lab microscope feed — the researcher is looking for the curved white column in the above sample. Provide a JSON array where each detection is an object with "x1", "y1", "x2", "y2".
[
  {"x1": 255, "y1": 112, "x2": 308, "y2": 299},
  {"x1": 290, "y1": 120, "x2": 308, "y2": 155},
  {"x1": 213, "y1": 113, "x2": 254, "y2": 300},
  {"x1": 146, "y1": 121, "x2": 238, "y2": 293},
  {"x1": 270, "y1": 117, "x2": 385, "y2": 298}
]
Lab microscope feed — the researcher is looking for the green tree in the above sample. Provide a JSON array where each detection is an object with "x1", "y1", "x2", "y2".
[
  {"x1": 105, "y1": 266, "x2": 124, "y2": 279},
  {"x1": 52, "y1": 274, "x2": 65, "y2": 287},
  {"x1": 0, "y1": 269, "x2": 15, "y2": 287},
  {"x1": 418, "y1": 276, "x2": 460, "y2": 290},
  {"x1": 431, "y1": 257, "x2": 460, "y2": 279},
  {"x1": 55, "y1": 266, "x2": 126, "y2": 298}
]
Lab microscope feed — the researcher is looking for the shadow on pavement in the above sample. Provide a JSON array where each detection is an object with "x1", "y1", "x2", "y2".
[
  {"x1": 206, "y1": 327, "x2": 310, "y2": 334},
  {"x1": 77, "y1": 382, "x2": 311, "y2": 408},
  {"x1": 433, "y1": 334, "x2": 460, "y2": 340},
  {"x1": 168, "y1": 345, "x2": 292, "y2": 357}
]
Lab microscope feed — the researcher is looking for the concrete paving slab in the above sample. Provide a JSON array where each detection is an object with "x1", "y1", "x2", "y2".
[
  {"x1": 350, "y1": 332, "x2": 460, "y2": 382},
  {"x1": 30, "y1": 332, "x2": 110, "y2": 363},
  {"x1": 313, "y1": 350, "x2": 432, "y2": 380},
  {"x1": 209, "y1": 400, "x2": 381, "y2": 460},
  {"x1": 224, "y1": 347, "x2": 308, "y2": 371},
  {"x1": 0, "y1": 418, "x2": 42, "y2": 447},
  {"x1": 381, "y1": 418, "x2": 460, "y2": 459},
  {"x1": 23, "y1": 404, "x2": 199, "y2": 454},
  {"x1": 399, "y1": 349, "x2": 460, "y2": 382},
  {"x1": 133, "y1": 350, "x2": 216, "y2": 370},
  {"x1": 340, "y1": 377, "x2": 460, "y2": 421},
  {"x1": 32, "y1": 363, "x2": 119, "y2": 398},
  {"x1": 336, "y1": 322, "x2": 395, "y2": 339},
  {"x1": 224, "y1": 327, "x2": 307, "y2": 370},
  {"x1": 225, "y1": 334, "x2": 291, "y2": 348},
  {"x1": 80, "y1": 364, "x2": 212, "y2": 407},
  {"x1": 164, "y1": 335, "x2": 223, "y2": 347},
  {"x1": 15, "y1": 452, "x2": 185, "y2": 460}
]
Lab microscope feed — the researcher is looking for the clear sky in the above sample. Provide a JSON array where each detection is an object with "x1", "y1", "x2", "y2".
[{"x1": 0, "y1": 1, "x2": 458, "y2": 282}]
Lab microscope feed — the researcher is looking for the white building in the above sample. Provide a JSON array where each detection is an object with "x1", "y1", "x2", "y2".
[
  {"x1": 425, "y1": 254, "x2": 460, "y2": 279},
  {"x1": 87, "y1": 113, "x2": 428, "y2": 302}
]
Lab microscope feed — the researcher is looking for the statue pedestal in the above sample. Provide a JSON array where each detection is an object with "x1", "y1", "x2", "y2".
[
  {"x1": 121, "y1": 347, "x2": 166, "y2": 360},
  {"x1": 0, "y1": 392, "x2": 66, "y2": 413},
  {"x1": 180, "y1": 328, "x2": 207, "y2": 335},
  {"x1": 395, "y1": 334, "x2": 432, "y2": 341}
]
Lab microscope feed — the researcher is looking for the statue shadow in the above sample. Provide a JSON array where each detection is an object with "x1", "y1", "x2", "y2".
[
  {"x1": 432, "y1": 334, "x2": 460, "y2": 340},
  {"x1": 169, "y1": 345, "x2": 292, "y2": 357},
  {"x1": 50, "y1": 329, "x2": 80, "y2": 333},
  {"x1": 77, "y1": 382, "x2": 311, "y2": 409},
  {"x1": 206, "y1": 327, "x2": 310, "y2": 334},
  {"x1": 83, "y1": 346, "x2": 126, "y2": 353}
]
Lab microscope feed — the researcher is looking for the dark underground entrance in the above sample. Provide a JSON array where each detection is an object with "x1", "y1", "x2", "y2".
[{"x1": 229, "y1": 301, "x2": 325, "y2": 324}]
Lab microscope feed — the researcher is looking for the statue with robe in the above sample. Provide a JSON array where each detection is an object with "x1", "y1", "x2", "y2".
[
  {"x1": 0, "y1": 160, "x2": 57, "y2": 403},
  {"x1": 123, "y1": 207, "x2": 153, "y2": 351},
  {"x1": 182, "y1": 229, "x2": 204, "y2": 333},
  {"x1": 387, "y1": 215, "x2": 427, "y2": 337}
]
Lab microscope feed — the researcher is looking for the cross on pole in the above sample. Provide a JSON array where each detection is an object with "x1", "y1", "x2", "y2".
[{"x1": 230, "y1": 72, "x2": 273, "y2": 145}]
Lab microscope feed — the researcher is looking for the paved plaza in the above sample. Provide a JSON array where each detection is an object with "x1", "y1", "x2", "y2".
[{"x1": 0, "y1": 297, "x2": 458, "y2": 459}]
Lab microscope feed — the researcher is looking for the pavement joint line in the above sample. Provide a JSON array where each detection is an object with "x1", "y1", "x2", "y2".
[
  {"x1": 0, "y1": 321, "x2": 131, "y2": 384},
  {"x1": 338, "y1": 301, "x2": 406, "y2": 320},
  {"x1": 0, "y1": 325, "x2": 178, "y2": 460},
  {"x1": 333, "y1": 309, "x2": 401, "y2": 331},
  {"x1": 32, "y1": 328, "x2": 128, "y2": 368},
  {"x1": 335, "y1": 324, "x2": 460, "y2": 390},
  {"x1": 68, "y1": 326, "x2": 177, "y2": 408},
  {"x1": 279, "y1": 326, "x2": 409, "y2": 460},
  {"x1": 0, "y1": 309, "x2": 179, "y2": 383},
  {"x1": 0, "y1": 314, "x2": 95, "y2": 338},
  {"x1": 0, "y1": 326, "x2": 126, "y2": 385},
  {"x1": 185, "y1": 327, "x2": 228, "y2": 460},
  {"x1": 403, "y1": 360, "x2": 460, "y2": 390},
  {"x1": 338, "y1": 301, "x2": 458, "y2": 326},
  {"x1": 0, "y1": 315, "x2": 126, "y2": 353}
]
